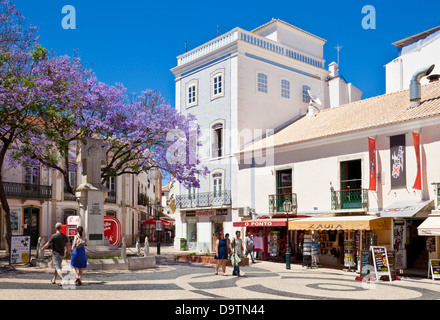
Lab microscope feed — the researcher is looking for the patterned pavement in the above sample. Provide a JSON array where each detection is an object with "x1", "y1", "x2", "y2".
[{"x1": 1, "y1": 249, "x2": 440, "y2": 301}]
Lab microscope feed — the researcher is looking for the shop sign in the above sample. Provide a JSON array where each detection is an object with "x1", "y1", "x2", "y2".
[
  {"x1": 104, "y1": 216, "x2": 121, "y2": 246},
  {"x1": 185, "y1": 211, "x2": 196, "y2": 217},
  {"x1": 196, "y1": 210, "x2": 215, "y2": 216},
  {"x1": 359, "y1": 250, "x2": 371, "y2": 278},
  {"x1": 429, "y1": 259, "x2": 440, "y2": 280},
  {"x1": 244, "y1": 221, "x2": 285, "y2": 227},
  {"x1": 307, "y1": 224, "x2": 344, "y2": 230},
  {"x1": 216, "y1": 209, "x2": 228, "y2": 216},
  {"x1": 65, "y1": 225, "x2": 77, "y2": 237},
  {"x1": 9, "y1": 235, "x2": 31, "y2": 265},
  {"x1": 67, "y1": 216, "x2": 80, "y2": 226}
]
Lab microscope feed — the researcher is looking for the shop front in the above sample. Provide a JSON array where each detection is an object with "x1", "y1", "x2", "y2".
[
  {"x1": 233, "y1": 218, "x2": 305, "y2": 262},
  {"x1": 289, "y1": 215, "x2": 393, "y2": 270},
  {"x1": 381, "y1": 200, "x2": 433, "y2": 270}
]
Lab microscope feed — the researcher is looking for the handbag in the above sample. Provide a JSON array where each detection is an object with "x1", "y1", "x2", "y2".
[{"x1": 75, "y1": 235, "x2": 86, "y2": 248}]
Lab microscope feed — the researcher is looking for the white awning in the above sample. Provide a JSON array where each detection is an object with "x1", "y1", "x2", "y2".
[
  {"x1": 418, "y1": 216, "x2": 440, "y2": 236},
  {"x1": 380, "y1": 200, "x2": 433, "y2": 218}
]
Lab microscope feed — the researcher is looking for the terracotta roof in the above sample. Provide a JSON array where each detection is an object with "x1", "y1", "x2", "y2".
[
  {"x1": 393, "y1": 25, "x2": 440, "y2": 48},
  {"x1": 241, "y1": 80, "x2": 440, "y2": 153},
  {"x1": 162, "y1": 185, "x2": 169, "y2": 192}
]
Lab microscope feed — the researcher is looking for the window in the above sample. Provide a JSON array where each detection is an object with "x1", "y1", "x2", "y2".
[
  {"x1": 212, "y1": 172, "x2": 223, "y2": 197},
  {"x1": 24, "y1": 166, "x2": 40, "y2": 185},
  {"x1": 188, "y1": 84, "x2": 196, "y2": 104},
  {"x1": 105, "y1": 176, "x2": 116, "y2": 203},
  {"x1": 211, "y1": 123, "x2": 223, "y2": 158},
  {"x1": 302, "y1": 85, "x2": 311, "y2": 103},
  {"x1": 281, "y1": 79, "x2": 290, "y2": 99},
  {"x1": 187, "y1": 219, "x2": 197, "y2": 242},
  {"x1": 212, "y1": 71, "x2": 224, "y2": 98},
  {"x1": 186, "y1": 80, "x2": 198, "y2": 107},
  {"x1": 257, "y1": 73, "x2": 268, "y2": 93}
]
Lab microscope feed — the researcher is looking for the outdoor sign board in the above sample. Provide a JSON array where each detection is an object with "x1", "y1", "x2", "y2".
[
  {"x1": 428, "y1": 259, "x2": 440, "y2": 280},
  {"x1": 156, "y1": 220, "x2": 163, "y2": 232},
  {"x1": 103, "y1": 216, "x2": 121, "y2": 246},
  {"x1": 9, "y1": 235, "x2": 31, "y2": 265},
  {"x1": 387, "y1": 250, "x2": 397, "y2": 280},
  {"x1": 371, "y1": 246, "x2": 392, "y2": 281},
  {"x1": 359, "y1": 250, "x2": 371, "y2": 278}
]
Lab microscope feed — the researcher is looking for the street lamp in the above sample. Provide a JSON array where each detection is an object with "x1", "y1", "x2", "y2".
[
  {"x1": 283, "y1": 199, "x2": 292, "y2": 270},
  {"x1": 155, "y1": 200, "x2": 162, "y2": 255}
]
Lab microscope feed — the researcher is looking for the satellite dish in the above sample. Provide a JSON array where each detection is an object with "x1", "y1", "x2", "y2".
[{"x1": 308, "y1": 90, "x2": 322, "y2": 107}]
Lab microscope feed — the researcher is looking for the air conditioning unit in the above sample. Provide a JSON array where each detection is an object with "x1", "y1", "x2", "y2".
[{"x1": 238, "y1": 207, "x2": 251, "y2": 217}]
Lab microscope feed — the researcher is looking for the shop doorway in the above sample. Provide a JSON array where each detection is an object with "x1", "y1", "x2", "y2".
[
  {"x1": 211, "y1": 219, "x2": 224, "y2": 252},
  {"x1": 340, "y1": 160, "x2": 362, "y2": 209},
  {"x1": 23, "y1": 207, "x2": 39, "y2": 247},
  {"x1": 407, "y1": 219, "x2": 428, "y2": 269}
]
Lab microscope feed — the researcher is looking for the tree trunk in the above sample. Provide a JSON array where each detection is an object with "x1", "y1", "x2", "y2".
[{"x1": 0, "y1": 137, "x2": 12, "y2": 251}]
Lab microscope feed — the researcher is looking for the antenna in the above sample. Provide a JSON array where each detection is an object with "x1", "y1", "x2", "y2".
[
  {"x1": 217, "y1": 25, "x2": 219, "y2": 37},
  {"x1": 185, "y1": 41, "x2": 187, "y2": 53},
  {"x1": 334, "y1": 44, "x2": 343, "y2": 66}
]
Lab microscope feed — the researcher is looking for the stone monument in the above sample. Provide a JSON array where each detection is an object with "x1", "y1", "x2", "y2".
[{"x1": 75, "y1": 137, "x2": 109, "y2": 247}]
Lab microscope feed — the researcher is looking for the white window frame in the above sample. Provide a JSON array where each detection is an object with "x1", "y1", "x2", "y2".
[
  {"x1": 281, "y1": 79, "x2": 290, "y2": 99},
  {"x1": 186, "y1": 79, "x2": 198, "y2": 108},
  {"x1": 210, "y1": 120, "x2": 225, "y2": 159},
  {"x1": 302, "y1": 84, "x2": 311, "y2": 103},
  {"x1": 257, "y1": 72, "x2": 268, "y2": 93},
  {"x1": 211, "y1": 69, "x2": 225, "y2": 100}
]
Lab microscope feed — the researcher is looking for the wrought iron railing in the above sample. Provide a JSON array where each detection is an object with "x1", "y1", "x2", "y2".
[
  {"x1": 269, "y1": 193, "x2": 297, "y2": 214},
  {"x1": 176, "y1": 190, "x2": 231, "y2": 209},
  {"x1": 138, "y1": 193, "x2": 149, "y2": 206},
  {"x1": 331, "y1": 189, "x2": 368, "y2": 210},
  {"x1": 105, "y1": 190, "x2": 116, "y2": 204},
  {"x1": 3, "y1": 182, "x2": 52, "y2": 200}
]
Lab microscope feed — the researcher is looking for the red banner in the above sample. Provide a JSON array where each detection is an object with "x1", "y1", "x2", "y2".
[
  {"x1": 368, "y1": 138, "x2": 377, "y2": 191},
  {"x1": 413, "y1": 132, "x2": 421, "y2": 190}
]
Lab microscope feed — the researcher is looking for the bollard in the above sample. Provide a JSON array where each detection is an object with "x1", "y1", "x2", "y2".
[
  {"x1": 121, "y1": 237, "x2": 127, "y2": 260},
  {"x1": 144, "y1": 237, "x2": 149, "y2": 257},
  {"x1": 136, "y1": 236, "x2": 140, "y2": 255},
  {"x1": 36, "y1": 237, "x2": 42, "y2": 259}
]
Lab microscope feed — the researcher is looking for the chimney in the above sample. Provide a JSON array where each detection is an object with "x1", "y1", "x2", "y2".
[
  {"x1": 329, "y1": 62, "x2": 339, "y2": 78},
  {"x1": 410, "y1": 64, "x2": 435, "y2": 108}
]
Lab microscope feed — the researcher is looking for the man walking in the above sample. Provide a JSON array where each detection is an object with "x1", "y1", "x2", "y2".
[
  {"x1": 41, "y1": 223, "x2": 71, "y2": 285},
  {"x1": 245, "y1": 233, "x2": 255, "y2": 263},
  {"x1": 230, "y1": 230, "x2": 244, "y2": 276}
]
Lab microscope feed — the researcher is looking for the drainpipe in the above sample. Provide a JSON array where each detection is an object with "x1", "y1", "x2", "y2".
[{"x1": 410, "y1": 64, "x2": 435, "y2": 108}]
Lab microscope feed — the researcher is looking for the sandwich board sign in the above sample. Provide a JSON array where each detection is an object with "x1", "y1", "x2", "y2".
[
  {"x1": 428, "y1": 259, "x2": 440, "y2": 280},
  {"x1": 371, "y1": 246, "x2": 392, "y2": 282},
  {"x1": 9, "y1": 235, "x2": 31, "y2": 265}
]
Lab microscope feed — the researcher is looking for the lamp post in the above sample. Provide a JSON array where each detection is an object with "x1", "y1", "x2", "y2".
[
  {"x1": 155, "y1": 200, "x2": 162, "y2": 255},
  {"x1": 283, "y1": 199, "x2": 292, "y2": 270}
]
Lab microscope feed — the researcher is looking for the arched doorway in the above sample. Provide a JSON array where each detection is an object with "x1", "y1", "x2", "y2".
[{"x1": 23, "y1": 207, "x2": 39, "y2": 247}]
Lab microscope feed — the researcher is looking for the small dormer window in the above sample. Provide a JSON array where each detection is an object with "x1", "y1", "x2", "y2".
[{"x1": 258, "y1": 73, "x2": 268, "y2": 93}]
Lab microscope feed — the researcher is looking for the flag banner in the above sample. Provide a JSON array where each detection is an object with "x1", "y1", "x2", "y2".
[
  {"x1": 390, "y1": 134, "x2": 406, "y2": 189},
  {"x1": 412, "y1": 132, "x2": 421, "y2": 190},
  {"x1": 368, "y1": 138, "x2": 377, "y2": 191}
]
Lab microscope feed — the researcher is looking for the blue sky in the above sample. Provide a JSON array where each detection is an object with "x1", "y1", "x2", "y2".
[{"x1": 16, "y1": 0, "x2": 440, "y2": 106}]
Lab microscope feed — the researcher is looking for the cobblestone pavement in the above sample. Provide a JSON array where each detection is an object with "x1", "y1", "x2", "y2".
[{"x1": 1, "y1": 246, "x2": 440, "y2": 301}]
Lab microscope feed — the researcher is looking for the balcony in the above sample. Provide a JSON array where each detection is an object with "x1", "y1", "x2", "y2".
[
  {"x1": 177, "y1": 28, "x2": 324, "y2": 70},
  {"x1": 331, "y1": 189, "x2": 368, "y2": 211},
  {"x1": 105, "y1": 190, "x2": 116, "y2": 204},
  {"x1": 176, "y1": 190, "x2": 231, "y2": 209},
  {"x1": 269, "y1": 193, "x2": 297, "y2": 215},
  {"x1": 138, "y1": 193, "x2": 149, "y2": 206},
  {"x1": 3, "y1": 182, "x2": 52, "y2": 200}
]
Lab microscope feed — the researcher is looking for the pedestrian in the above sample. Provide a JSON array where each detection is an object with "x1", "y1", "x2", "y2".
[
  {"x1": 230, "y1": 230, "x2": 245, "y2": 276},
  {"x1": 41, "y1": 223, "x2": 71, "y2": 285},
  {"x1": 214, "y1": 233, "x2": 228, "y2": 276},
  {"x1": 245, "y1": 233, "x2": 256, "y2": 263},
  {"x1": 70, "y1": 226, "x2": 87, "y2": 285},
  {"x1": 225, "y1": 233, "x2": 231, "y2": 258}
]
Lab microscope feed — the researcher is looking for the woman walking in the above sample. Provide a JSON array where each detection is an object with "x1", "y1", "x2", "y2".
[
  {"x1": 70, "y1": 226, "x2": 87, "y2": 285},
  {"x1": 214, "y1": 233, "x2": 228, "y2": 276}
]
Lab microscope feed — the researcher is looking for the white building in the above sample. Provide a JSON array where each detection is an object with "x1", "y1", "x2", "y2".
[
  {"x1": 386, "y1": 25, "x2": 440, "y2": 94},
  {"x1": 0, "y1": 161, "x2": 162, "y2": 249},
  {"x1": 237, "y1": 54, "x2": 440, "y2": 271},
  {"x1": 170, "y1": 19, "x2": 362, "y2": 252}
]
